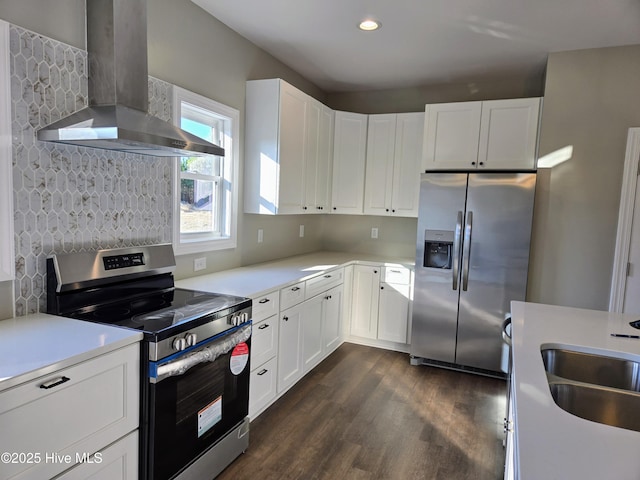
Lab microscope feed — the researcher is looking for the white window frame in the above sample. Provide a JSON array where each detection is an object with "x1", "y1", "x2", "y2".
[
  {"x1": 172, "y1": 86, "x2": 239, "y2": 255},
  {"x1": 0, "y1": 20, "x2": 15, "y2": 282}
]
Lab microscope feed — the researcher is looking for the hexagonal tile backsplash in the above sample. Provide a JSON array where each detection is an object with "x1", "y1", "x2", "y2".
[{"x1": 10, "y1": 25, "x2": 174, "y2": 316}]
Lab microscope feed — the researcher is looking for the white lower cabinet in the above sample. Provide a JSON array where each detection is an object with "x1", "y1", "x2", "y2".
[
  {"x1": 350, "y1": 265, "x2": 381, "y2": 339},
  {"x1": 0, "y1": 343, "x2": 139, "y2": 480},
  {"x1": 55, "y1": 430, "x2": 138, "y2": 480},
  {"x1": 278, "y1": 285, "x2": 346, "y2": 395},
  {"x1": 378, "y1": 282, "x2": 411, "y2": 343},
  {"x1": 249, "y1": 356, "x2": 278, "y2": 419},
  {"x1": 249, "y1": 290, "x2": 280, "y2": 419},
  {"x1": 349, "y1": 264, "x2": 413, "y2": 348},
  {"x1": 277, "y1": 302, "x2": 305, "y2": 393}
]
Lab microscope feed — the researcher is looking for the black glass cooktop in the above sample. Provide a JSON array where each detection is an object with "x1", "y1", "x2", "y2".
[{"x1": 68, "y1": 288, "x2": 251, "y2": 338}]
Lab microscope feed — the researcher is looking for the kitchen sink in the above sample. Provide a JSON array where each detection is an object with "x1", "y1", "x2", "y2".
[
  {"x1": 541, "y1": 347, "x2": 640, "y2": 392},
  {"x1": 548, "y1": 381, "x2": 640, "y2": 433}
]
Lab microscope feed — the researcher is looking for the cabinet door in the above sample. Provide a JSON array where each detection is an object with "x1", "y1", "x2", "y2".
[
  {"x1": 277, "y1": 305, "x2": 303, "y2": 393},
  {"x1": 302, "y1": 294, "x2": 324, "y2": 373},
  {"x1": 391, "y1": 112, "x2": 424, "y2": 217},
  {"x1": 350, "y1": 265, "x2": 380, "y2": 339},
  {"x1": 423, "y1": 102, "x2": 482, "y2": 170},
  {"x1": 305, "y1": 104, "x2": 334, "y2": 213},
  {"x1": 364, "y1": 114, "x2": 396, "y2": 215},
  {"x1": 277, "y1": 83, "x2": 308, "y2": 213},
  {"x1": 323, "y1": 284, "x2": 343, "y2": 354},
  {"x1": 331, "y1": 111, "x2": 367, "y2": 214},
  {"x1": 478, "y1": 98, "x2": 540, "y2": 170},
  {"x1": 378, "y1": 282, "x2": 410, "y2": 343}
]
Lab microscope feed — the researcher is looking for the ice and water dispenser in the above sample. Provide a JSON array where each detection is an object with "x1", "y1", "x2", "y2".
[{"x1": 423, "y1": 230, "x2": 454, "y2": 269}]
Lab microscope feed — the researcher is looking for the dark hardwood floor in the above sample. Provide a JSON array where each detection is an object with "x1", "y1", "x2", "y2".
[{"x1": 219, "y1": 343, "x2": 506, "y2": 480}]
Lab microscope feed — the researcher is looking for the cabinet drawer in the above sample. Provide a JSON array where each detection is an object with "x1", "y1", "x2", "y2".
[
  {"x1": 305, "y1": 268, "x2": 344, "y2": 299},
  {"x1": 280, "y1": 281, "x2": 306, "y2": 310},
  {"x1": 383, "y1": 266, "x2": 411, "y2": 285},
  {"x1": 0, "y1": 343, "x2": 139, "y2": 480},
  {"x1": 249, "y1": 356, "x2": 277, "y2": 419},
  {"x1": 251, "y1": 316, "x2": 279, "y2": 369},
  {"x1": 55, "y1": 430, "x2": 138, "y2": 480},
  {"x1": 252, "y1": 291, "x2": 279, "y2": 322}
]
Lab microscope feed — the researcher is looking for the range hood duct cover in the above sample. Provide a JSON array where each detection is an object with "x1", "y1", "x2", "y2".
[{"x1": 37, "y1": 0, "x2": 224, "y2": 157}]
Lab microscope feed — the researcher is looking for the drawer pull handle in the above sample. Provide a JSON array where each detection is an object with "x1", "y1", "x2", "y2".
[
  {"x1": 257, "y1": 369, "x2": 269, "y2": 376},
  {"x1": 324, "y1": 274, "x2": 332, "y2": 278},
  {"x1": 39, "y1": 376, "x2": 70, "y2": 390},
  {"x1": 258, "y1": 298, "x2": 270, "y2": 304},
  {"x1": 390, "y1": 269, "x2": 401, "y2": 273},
  {"x1": 325, "y1": 295, "x2": 332, "y2": 300},
  {"x1": 258, "y1": 323, "x2": 270, "y2": 330},
  {"x1": 283, "y1": 316, "x2": 289, "y2": 322},
  {"x1": 291, "y1": 287, "x2": 301, "y2": 291}
]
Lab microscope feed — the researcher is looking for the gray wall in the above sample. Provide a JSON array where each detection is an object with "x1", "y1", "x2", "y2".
[
  {"x1": 2, "y1": 0, "x2": 635, "y2": 318},
  {"x1": 528, "y1": 45, "x2": 640, "y2": 310}
]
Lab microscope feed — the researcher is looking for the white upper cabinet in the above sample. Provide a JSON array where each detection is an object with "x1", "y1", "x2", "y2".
[
  {"x1": 423, "y1": 98, "x2": 541, "y2": 171},
  {"x1": 331, "y1": 111, "x2": 368, "y2": 214},
  {"x1": 478, "y1": 98, "x2": 541, "y2": 170},
  {"x1": 244, "y1": 79, "x2": 332, "y2": 214},
  {"x1": 364, "y1": 112, "x2": 424, "y2": 217},
  {"x1": 304, "y1": 103, "x2": 334, "y2": 213},
  {"x1": 423, "y1": 101, "x2": 482, "y2": 171}
]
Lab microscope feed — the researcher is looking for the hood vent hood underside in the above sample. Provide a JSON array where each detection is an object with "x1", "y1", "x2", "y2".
[{"x1": 37, "y1": 0, "x2": 224, "y2": 158}]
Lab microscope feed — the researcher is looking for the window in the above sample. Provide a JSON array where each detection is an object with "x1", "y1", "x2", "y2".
[{"x1": 173, "y1": 87, "x2": 239, "y2": 254}]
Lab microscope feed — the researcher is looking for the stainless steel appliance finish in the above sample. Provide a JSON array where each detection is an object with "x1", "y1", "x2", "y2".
[
  {"x1": 46, "y1": 244, "x2": 252, "y2": 480},
  {"x1": 36, "y1": 0, "x2": 224, "y2": 158},
  {"x1": 411, "y1": 172, "x2": 536, "y2": 374}
]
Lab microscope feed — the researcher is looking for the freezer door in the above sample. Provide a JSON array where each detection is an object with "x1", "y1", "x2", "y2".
[
  {"x1": 410, "y1": 173, "x2": 468, "y2": 362},
  {"x1": 456, "y1": 173, "x2": 536, "y2": 371}
]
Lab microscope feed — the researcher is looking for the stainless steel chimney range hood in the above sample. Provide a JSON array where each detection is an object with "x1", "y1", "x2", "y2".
[{"x1": 37, "y1": 0, "x2": 224, "y2": 158}]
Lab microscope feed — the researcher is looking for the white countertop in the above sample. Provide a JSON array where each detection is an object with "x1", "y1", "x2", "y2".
[
  {"x1": 0, "y1": 313, "x2": 142, "y2": 392},
  {"x1": 510, "y1": 301, "x2": 640, "y2": 480},
  {"x1": 176, "y1": 251, "x2": 413, "y2": 298}
]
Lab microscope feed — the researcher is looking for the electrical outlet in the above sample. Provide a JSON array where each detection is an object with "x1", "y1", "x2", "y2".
[
  {"x1": 371, "y1": 227, "x2": 379, "y2": 239},
  {"x1": 194, "y1": 257, "x2": 206, "y2": 271},
  {"x1": 299, "y1": 225, "x2": 305, "y2": 238},
  {"x1": 257, "y1": 228, "x2": 264, "y2": 243}
]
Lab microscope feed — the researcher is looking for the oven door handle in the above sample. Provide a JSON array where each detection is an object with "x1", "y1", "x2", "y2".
[{"x1": 150, "y1": 324, "x2": 251, "y2": 383}]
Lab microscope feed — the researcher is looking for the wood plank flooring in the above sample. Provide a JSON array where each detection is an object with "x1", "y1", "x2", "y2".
[{"x1": 218, "y1": 343, "x2": 506, "y2": 480}]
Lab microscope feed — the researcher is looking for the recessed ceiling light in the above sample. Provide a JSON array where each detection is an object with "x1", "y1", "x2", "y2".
[{"x1": 359, "y1": 19, "x2": 381, "y2": 31}]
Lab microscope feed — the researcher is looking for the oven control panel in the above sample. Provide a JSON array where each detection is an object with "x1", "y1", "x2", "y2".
[{"x1": 103, "y1": 252, "x2": 145, "y2": 270}]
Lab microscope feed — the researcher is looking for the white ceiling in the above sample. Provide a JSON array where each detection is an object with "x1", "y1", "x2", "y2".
[{"x1": 191, "y1": 0, "x2": 640, "y2": 93}]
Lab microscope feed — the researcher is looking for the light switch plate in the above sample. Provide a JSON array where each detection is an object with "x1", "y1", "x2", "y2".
[
  {"x1": 371, "y1": 227, "x2": 379, "y2": 239},
  {"x1": 299, "y1": 225, "x2": 305, "y2": 237},
  {"x1": 257, "y1": 228, "x2": 264, "y2": 243}
]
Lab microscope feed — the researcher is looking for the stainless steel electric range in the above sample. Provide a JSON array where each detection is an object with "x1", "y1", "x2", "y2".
[{"x1": 46, "y1": 244, "x2": 252, "y2": 480}]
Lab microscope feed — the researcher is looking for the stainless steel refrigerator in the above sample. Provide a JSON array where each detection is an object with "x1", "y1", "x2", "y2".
[{"x1": 410, "y1": 172, "x2": 536, "y2": 374}]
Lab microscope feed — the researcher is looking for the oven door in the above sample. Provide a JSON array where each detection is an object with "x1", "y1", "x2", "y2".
[{"x1": 147, "y1": 325, "x2": 251, "y2": 480}]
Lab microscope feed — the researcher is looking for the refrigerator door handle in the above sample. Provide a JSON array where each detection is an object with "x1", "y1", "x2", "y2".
[
  {"x1": 453, "y1": 210, "x2": 463, "y2": 290},
  {"x1": 462, "y1": 211, "x2": 473, "y2": 291}
]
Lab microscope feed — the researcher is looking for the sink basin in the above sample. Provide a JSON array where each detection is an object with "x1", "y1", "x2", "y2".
[
  {"x1": 541, "y1": 348, "x2": 640, "y2": 392},
  {"x1": 549, "y1": 381, "x2": 640, "y2": 433}
]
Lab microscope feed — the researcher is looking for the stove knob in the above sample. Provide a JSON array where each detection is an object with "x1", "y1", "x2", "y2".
[
  {"x1": 173, "y1": 337, "x2": 187, "y2": 352},
  {"x1": 185, "y1": 333, "x2": 197, "y2": 347}
]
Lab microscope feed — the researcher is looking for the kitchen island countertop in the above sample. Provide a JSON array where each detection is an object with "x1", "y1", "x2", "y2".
[{"x1": 511, "y1": 301, "x2": 640, "y2": 479}]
